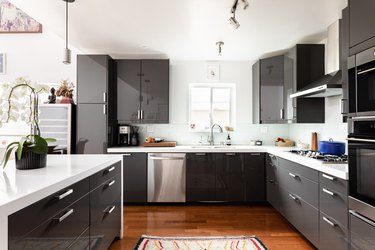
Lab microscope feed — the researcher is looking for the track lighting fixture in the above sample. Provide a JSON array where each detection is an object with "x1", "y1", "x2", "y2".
[
  {"x1": 229, "y1": 13, "x2": 240, "y2": 29},
  {"x1": 241, "y1": 0, "x2": 249, "y2": 10},
  {"x1": 229, "y1": 0, "x2": 249, "y2": 29},
  {"x1": 62, "y1": 0, "x2": 75, "y2": 65},
  {"x1": 216, "y1": 41, "x2": 224, "y2": 56}
]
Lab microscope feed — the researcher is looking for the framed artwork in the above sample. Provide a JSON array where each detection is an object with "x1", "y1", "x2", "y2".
[
  {"x1": 0, "y1": 53, "x2": 5, "y2": 74},
  {"x1": 206, "y1": 63, "x2": 220, "y2": 81},
  {"x1": 0, "y1": 0, "x2": 42, "y2": 33}
]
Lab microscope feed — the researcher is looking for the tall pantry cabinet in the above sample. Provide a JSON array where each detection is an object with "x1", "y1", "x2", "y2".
[{"x1": 76, "y1": 55, "x2": 117, "y2": 154}]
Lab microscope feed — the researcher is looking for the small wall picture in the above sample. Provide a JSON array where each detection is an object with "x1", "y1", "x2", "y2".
[
  {"x1": 0, "y1": 53, "x2": 5, "y2": 74},
  {"x1": 207, "y1": 63, "x2": 220, "y2": 81}
]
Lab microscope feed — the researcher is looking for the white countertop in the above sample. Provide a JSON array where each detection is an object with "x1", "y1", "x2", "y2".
[
  {"x1": 0, "y1": 154, "x2": 123, "y2": 250},
  {"x1": 108, "y1": 145, "x2": 348, "y2": 180}
]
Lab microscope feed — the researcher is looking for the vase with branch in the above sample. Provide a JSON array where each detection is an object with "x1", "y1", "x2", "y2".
[{"x1": 0, "y1": 77, "x2": 56, "y2": 169}]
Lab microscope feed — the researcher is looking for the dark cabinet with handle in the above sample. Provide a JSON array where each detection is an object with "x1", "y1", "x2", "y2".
[
  {"x1": 77, "y1": 55, "x2": 117, "y2": 153},
  {"x1": 123, "y1": 153, "x2": 148, "y2": 203},
  {"x1": 244, "y1": 153, "x2": 265, "y2": 202},
  {"x1": 117, "y1": 59, "x2": 169, "y2": 124},
  {"x1": 340, "y1": 7, "x2": 349, "y2": 119}
]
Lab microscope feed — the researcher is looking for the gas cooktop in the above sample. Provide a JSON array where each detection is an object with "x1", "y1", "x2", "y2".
[{"x1": 289, "y1": 150, "x2": 348, "y2": 164}]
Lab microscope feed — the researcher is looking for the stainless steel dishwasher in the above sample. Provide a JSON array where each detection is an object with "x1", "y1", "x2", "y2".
[{"x1": 147, "y1": 153, "x2": 186, "y2": 202}]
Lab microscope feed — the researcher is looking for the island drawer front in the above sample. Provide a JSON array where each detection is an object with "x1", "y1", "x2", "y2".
[
  {"x1": 320, "y1": 185, "x2": 348, "y2": 228},
  {"x1": 277, "y1": 164, "x2": 319, "y2": 208},
  {"x1": 319, "y1": 212, "x2": 348, "y2": 250},
  {"x1": 8, "y1": 177, "x2": 89, "y2": 238},
  {"x1": 9, "y1": 194, "x2": 90, "y2": 250},
  {"x1": 90, "y1": 161, "x2": 121, "y2": 189},
  {"x1": 319, "y1": 172, "x2": 348, "y2": 196},
  {"x1": 266, "y1": 153, "x2": 278, "y2": 167},
  {"x1": 278, "y1": 158, "x2": 319, "y2": 182}
]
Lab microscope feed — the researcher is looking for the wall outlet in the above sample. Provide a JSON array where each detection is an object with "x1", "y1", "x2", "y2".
[
  {"x1": 147, "y1": 126, "x2": 154, "y2": 133},
  {"x1": 260, "y1": 126, "x2": 268, "y2": 134}
]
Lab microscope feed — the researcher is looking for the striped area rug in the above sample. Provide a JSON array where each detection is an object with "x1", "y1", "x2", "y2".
[{"x1": 134, "y1": 235, "x2": 268, "y2": 250}]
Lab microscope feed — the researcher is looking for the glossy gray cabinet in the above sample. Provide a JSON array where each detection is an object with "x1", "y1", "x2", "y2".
[
  {"x1": 244, "y1": 153, "x2": 265, "y2": 202},
  {"x1": 350, "y1": 213, "x2": 375, "y2": 250},
  {"x1": 340, "y1": 7, "x2": 349, "y2": 119},
  {"x1": 117, "y1": 59, "x2": 169, "y2": 124},
  {"x1": 319, "y1": 213, "x2": 348, "y2": 250},
  {"x1": 123, "y1": 153, "x2": 147, "y2": 203},
  {"x1": 253, "y1": 56, "x2": 293, "y2": 124},
  {"x1": 77, "y1": 55, "x2": 117, "y2": 153}
]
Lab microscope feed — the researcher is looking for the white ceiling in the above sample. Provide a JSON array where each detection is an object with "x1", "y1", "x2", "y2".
[{"x1": 10, "y1": 0, "x2": 347, "y2": 61}]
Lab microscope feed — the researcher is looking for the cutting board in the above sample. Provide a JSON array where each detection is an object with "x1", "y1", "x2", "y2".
[{"x1": 143, "y1": 141, "x2": 177, "y2": 147}]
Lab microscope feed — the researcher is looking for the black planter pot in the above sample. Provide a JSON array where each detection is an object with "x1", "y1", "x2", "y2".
[{"x1": 15, "y1": 151, "x2": 47, "y2": 170}]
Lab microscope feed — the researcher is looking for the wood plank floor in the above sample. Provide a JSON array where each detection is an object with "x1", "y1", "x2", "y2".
[{"x1": 110, "y1": 205, "x2": 316, "y2": 250}]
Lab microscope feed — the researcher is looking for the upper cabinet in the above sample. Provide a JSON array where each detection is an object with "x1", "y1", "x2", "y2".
[
  {"x1": 349, "y1": 0, "x2": 375, "y2": 55},
  {"x1": 340, "y1": 7, "x2": 349, "y2": 119},
  {"x1": 253, "y1": 55, "x2": 292, "y2": 124},
  {"x1": 117, "y1": 59, "x2": 169, "y2": 124}
]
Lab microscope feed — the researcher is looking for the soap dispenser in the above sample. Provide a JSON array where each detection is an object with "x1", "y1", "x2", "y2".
[{"x1": 226, "y1": 134, "x2": 232, "y2": 146}]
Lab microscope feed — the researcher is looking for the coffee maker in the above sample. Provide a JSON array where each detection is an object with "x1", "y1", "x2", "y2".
[{"x1": 118, "y1": 125, "x2": 131, "y2": 146}]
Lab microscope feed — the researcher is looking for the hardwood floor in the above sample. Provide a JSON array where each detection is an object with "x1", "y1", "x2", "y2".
[{"x1": 110, "y1": 205, "x2": 316, "y2": 250}]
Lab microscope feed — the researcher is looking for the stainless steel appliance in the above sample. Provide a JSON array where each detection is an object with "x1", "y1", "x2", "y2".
[
  {"x1": 347, "y1": 116, "x2": 375, "y2": 248},
  {"x1": 289, "y1": 150, "x2": 348, "y2": 164},
  {"x1": 348, "y1": 46, "x2": 375, "y2": 117},
  {"x1": 118, "y1": 125, "x2": 131, "y2": 146},
  {"x1": 147, "y1": 153, "x2": 186, "y2": 202}
]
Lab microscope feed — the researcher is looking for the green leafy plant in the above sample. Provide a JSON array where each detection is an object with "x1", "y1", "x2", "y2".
[{"x1": 0, "y1": 77, "x2": 56, "y2": 168}]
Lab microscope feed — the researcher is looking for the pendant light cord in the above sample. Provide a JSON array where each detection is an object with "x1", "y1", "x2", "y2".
[{"x1": 65, "y1": 0, "x2": 68, "y2": 49}]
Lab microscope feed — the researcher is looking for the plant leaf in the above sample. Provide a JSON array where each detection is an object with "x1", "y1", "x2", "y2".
[
  {"x1": 17, "y1": 136, "x2": 28, "y2": 160},
  {"x1": 1, "y1": 142, "x2": 18, "y2": 168},
  {"x1": 28, "y1": 135, "x2": 48, "y2": 154},
  {"x1": 44, "y1": 138, "x2": 57, "y2": 143}
]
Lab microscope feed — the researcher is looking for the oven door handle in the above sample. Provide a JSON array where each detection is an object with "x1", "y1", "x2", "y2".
[
  {"x1": 358, "y1": 66, "x2": 375, "y2": 75},
  {"x1": 346, "y1": 138, "x2": 375, "y2": 143},
  {"x1": 349, "y1": 210, "x2": 375, "y2": 227}
]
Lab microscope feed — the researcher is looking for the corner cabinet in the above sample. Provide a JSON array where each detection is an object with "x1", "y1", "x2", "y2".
[
  {"x1": 117, "y1": 59, "x2": 169, "y2": 124},
  {"x1": 8, "y1": 161, "x2": 122, "y2": 250}
]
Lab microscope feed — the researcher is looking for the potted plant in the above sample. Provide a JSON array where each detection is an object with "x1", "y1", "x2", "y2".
[{"x1": 0, "y1": 77, "x2": 56, "y2": 169}]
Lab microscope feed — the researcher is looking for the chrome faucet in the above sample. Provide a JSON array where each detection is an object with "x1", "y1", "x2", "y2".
[{"x1": 209, "y1": 123, "x2": 223, "y2": 145}]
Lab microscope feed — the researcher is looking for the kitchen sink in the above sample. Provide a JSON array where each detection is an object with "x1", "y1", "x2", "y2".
[{"x1": 190, "y1": 145, "x2": 236, "y2": 149}]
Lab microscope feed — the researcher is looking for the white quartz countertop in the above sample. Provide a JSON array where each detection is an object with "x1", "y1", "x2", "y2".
[{"x1": 108, "y1": 145, "x2": 348, "y2": 180}]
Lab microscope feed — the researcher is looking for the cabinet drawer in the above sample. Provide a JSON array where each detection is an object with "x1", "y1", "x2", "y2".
[
  {"x1": 9, "y1": 177, "x2": 89, "y2": 238},
  {"x1": 280, "y1": 186, "x2": 319, "y2": 247},
  {"x1": 319, "y1": 172, "x2": 348, "y2": 196},
  {"x1": 277, "y1": 165, "x2": 318, "y2": 208},
  {"x1": 266, "y1": 153, "x2": 278, "y2": 167},
  {"x1": 90, "y1": 161, "x2": 121, "y2": 189},
  {"x1": 350, "y1": 212, "x2": 375, "y2": 250},
  {"x1": 9, "y1": 194, "x2": 90, "y2": 249},
  {"x1": 320, "y1": 185, "x2": 348, "y2": 228},
  {"x1": 278, "y1": 158, "x2": 318, "y2": 182},
  {"x1": 319, "y1": 212, "x2": 348, "y2": 250},
  {"x1": 68, "y1": 227, "x2": 89, "y2": 250}
]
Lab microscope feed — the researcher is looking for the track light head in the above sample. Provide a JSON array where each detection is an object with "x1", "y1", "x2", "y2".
[
  {"x1": 241, "y1": 0, "x2": 249, "y2": 9},
  {"x1": 229, "y1": 15, "x2": 240, "y2": 29},
  {"x1": 216, "y1": 41, "x2": 224, "y2": 56}
]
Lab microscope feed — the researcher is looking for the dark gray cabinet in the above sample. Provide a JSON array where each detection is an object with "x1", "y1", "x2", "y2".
[
  {"x1": 350, "y1": 213, "x2": 375, "y2": 250},
  {"x1": 349, "y1": 0, "x2": 375, "y2": 55},
  {"x1": 253, "y1": 55, "x2": 293, "y2": 124},
  {"x1": 77, "y1": 55, "x2": 117, "y2": 153},
  {"x1": 285, "y1": 44, "x2": 325, "y2": 123},
  {"x1": 186, "y1": 153, "x2": 265, "y2": 202},
  {"x1": 123, "y1": 153, "x2": 147, "y2": 203},
  {"x1": 117, "y1": 59, "x2": 169, "y2": 124},
  {"x1": 319, "y1": 213, "x2": 348, "y2": 250},
  {"x1": 266, "y1": 154, "x2": 281, "y2": 210},
  {"x1": 340, "y1": 7, "x2": 349, "y2": 119}
]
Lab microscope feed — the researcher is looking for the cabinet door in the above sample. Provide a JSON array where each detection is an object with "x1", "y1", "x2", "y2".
[
  {"x1": 186, "y1": 153, "x2": 216, "y2": 201},
  {"x1": 140, "y1": 60, "x2": 169, "y2": 124},
  {"x1": 123, "y1": 153, "x2": 147, "y2": 203},
  {"x1": 350, "y1": 212, "x2": 375, "y2": 250},
  {"x1": 76, "y1": 104, "x2": 107, "y2": 154},
  {"x1": 244, "y1": 153, "x2": 265, "y2": 202},
  {"x1": 260, "y1": 56, "x2": 284, "y2": 123},
  {"x1": 215, "y1": 153, "x2": 246, "y2": 202},
  {"x1": 319, "y1": 213, "x2": 348, "y2": 250},
  {"x1": 341, "y1": 7, "x2": 349, "y2": 116},
  {"x1": 117, "y1": 60, "x2": 142, "y2": 123},
  {"x1": 77, "y1": 55, "x2": 109, "y2": 104},
  {"x1": 349, "y1": 0, "x2": 375, "y2": 48}
]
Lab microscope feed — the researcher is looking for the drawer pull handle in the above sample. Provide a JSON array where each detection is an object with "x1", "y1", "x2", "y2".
[
  {"x1": 322, "y1": 173, "x2": 336, "y2": 181},
  {"x1": 289, "y1": 173, "x2": 299, "y2": 179},
  {"x1": 56, "y1": 189, "x2": 73, "y2": 200},
  {"x1": 195, "y1": 153, "x2": 206, "y2": 156},
  {"x1": 123, "y1": 154, "x2": 132, "y2": 156},
  {"x1": 322, "y1": 188, "x2": 336, "y2": 196},
  {"x1": 250, "y1": 153, "x2": 261, "y2": 156},
  {"x1": 106, "y1": 180, "x2": 115, "y2": 187},
  {"x1": 269, "y1": 154, "x2": 276, "y2": 159},
  {"x1": 105, "y1": 205, "x2": 116, "y2": 215},
  {"x1": 323, "y1": 216, "x2": 337, "y2": 227},
  {"x1": 289, "y1": 194, "x2": 299, "y2": 201},
  {"x1": 269, "y1": 179, "x2": 275, "y2": 184},
  {"x1": 56, "y1": 209, "x2": 74, "y2": 223},
  {"x1": 225, "y1": 153, "x2": 236, "y2": 156},
  {"x1": 350, "y1": 210, "x2": 375, "y2": 227},
  {"x1": 106, "y1": 166, "x2": 116, "y2": 173}
]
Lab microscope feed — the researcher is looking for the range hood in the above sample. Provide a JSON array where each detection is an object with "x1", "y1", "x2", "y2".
[{"x1": 290, "y1": 70, "x2": 342, "y2": 98}]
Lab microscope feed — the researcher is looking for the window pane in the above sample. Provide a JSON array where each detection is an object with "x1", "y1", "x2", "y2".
[
  {"x1": 212, "y1": 88, "x2": 231, "y2": 126},
  {"x1": 190, "y1": 87, "x2": 211, "y2": 130}
]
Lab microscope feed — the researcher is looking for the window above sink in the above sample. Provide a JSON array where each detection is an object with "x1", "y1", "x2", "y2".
[{"x1": 188, "y1": 83, "x2": 236, "y2": 132}]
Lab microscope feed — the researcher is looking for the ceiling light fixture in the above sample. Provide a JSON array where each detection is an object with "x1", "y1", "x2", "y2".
[
  {"x1": 62, "y1": 0, "x2": 75, "y2": 65},
  {"x1": 216, "y1": 41, "x2": 224, "y2": 56},
  {"x1": 229, "y1": 0, "x2": 249, "y2": 29},
  {"x1": 229, "y1": 13, "x2": 240, "y2": 29},
  {"x1": 241, "y1": 0, "x2": 249, "y2": 10}
]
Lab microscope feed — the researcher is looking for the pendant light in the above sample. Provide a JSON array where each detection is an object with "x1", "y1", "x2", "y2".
[{"x1": 62, "y1": 0, "x2": 75, "y2": 64}]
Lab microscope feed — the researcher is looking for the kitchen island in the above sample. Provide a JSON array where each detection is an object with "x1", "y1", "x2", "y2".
[{"x1": 0, "y1": 154, "x2": 123, "y2": 250}]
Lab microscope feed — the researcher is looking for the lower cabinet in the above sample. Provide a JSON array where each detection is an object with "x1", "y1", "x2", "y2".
[
  {"x1": 350, "y1": 213, "x2": 375, "y2": 250},
  {"x1": 320, "y1": 212, "x2": 348, "y2": 250},
  {"x1": 8, "y1": 161, "x2": 122, "y2": 250},
  {"x1": 123, "y1": 153, "x2": 147, "y2": 203},
  {"x1": 186, "y1": 153, "x2": 265, "y2": 202}
]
